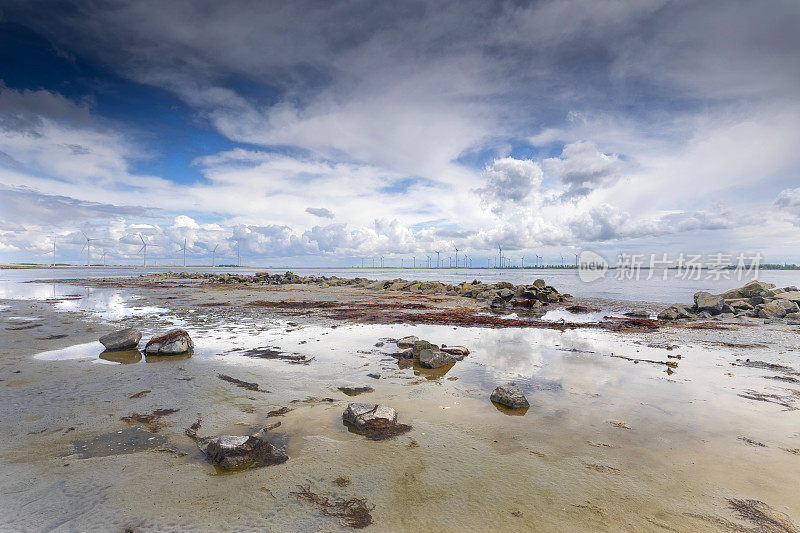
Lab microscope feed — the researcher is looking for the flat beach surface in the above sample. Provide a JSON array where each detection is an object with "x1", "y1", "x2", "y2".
[{"x1": 2, "y1": 273, "x2": 799, "y2": 531}]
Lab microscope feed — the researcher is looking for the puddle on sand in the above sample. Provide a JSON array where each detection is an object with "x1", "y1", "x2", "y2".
[
  {"x1": 69, "y1": 426, "x2": 167, "y2": 458},
  {"x1": 99, "y1": 349, "x2": 142, "y2": 364},
  {"x1": 1, "y1": 280, "x2": 181, "y2": 323}
]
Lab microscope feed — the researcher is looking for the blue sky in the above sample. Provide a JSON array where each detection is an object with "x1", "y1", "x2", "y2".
[{"x1": 0, "y1": 0, "x2": 799, "y2": 266}]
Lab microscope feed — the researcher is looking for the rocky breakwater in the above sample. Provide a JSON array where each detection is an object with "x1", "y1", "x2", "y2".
[
  {"x1": 658, "y1": 281, "x2": 800, "y2": 324},
  {"x1": 155, "y1": 271, "x2": 570, "y2": 311}
]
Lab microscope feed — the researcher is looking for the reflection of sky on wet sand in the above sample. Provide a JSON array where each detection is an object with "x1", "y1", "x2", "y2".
[{"x1": 0, "y1": 280, "x2": 181, "y2": 324}]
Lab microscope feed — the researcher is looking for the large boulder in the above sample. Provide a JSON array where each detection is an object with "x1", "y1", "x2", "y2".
[
  {"x1": 532, "y1": 279, "x2": 546, "y2": 289},
  {"x1": 144, "y1": 329, "x2": 194, "y2": 355},
  {"x1": 99, "y1": 327, "x2": 141, "y2": 351},
  {"x1": 418, "y1": 348, "x2": 457, "y2": 369},
  {"x1": 694, "y1": 291, "x2": 724, "y2": 314},
  {"x1": 758, "y1": 299, "x2": 799, "y2": 319},
  {"x1": 491, "y1": 383, "x2": 530, "y2": 409},
  {"x1": 198, "y1": 431, "x2": 287, "y2": 471}
]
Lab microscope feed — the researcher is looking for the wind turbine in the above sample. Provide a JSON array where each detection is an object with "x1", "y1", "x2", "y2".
[
  {"x1": 212, "y1": 244, "x2": 219, "y2": 267},
  {"x1": 574, "y1": 253, "x2": 579, "y2": 267},
  {"x1": 138, "y1": 234, "x2": 149, "y2": 268},
  {"x1": 412, "y1": 256, "x2": 416, "y2": 268},
  {"x1": 426, "y1": 255, "x2": 431, "y2": 268},
  {"x1": 498, "y1": 245, "x2": 503, "y2": 269},
  {"x1": 236, "y1": 241, "x2": 241, "y2": 267},
  {"x1": 51, "y1": 236, "x2": 56, "y2": 266},
  {"x1": 81, "y1": 231, "x2": 97, "y2": 266},
  {"x1": 453, "y1": 244, "x2": 459, "y2": 268},
  {"x1": 401, "y1": 258, "x2": 404, "y2": 268},
  {"x1": 435, "y1": 250, "x2": 441, "y2": 268},
  {"x1": 380, "y1": 255, "x2": 385, "y2": 268},
  {"x1": 177, "y1": 238, "x2": 187, "y2": 268},
  {"x1": 560, "y1": 254, "x2": 565, "y2": 267},
  {"x1": 537, "y1": 254, "x2": 543, "y2": 267},
  {"x1": 102, "y1": 250, "x2": 107, "y2": 267}
]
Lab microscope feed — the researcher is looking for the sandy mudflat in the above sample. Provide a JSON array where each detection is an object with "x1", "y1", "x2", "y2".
[{"x1": 1, "y1": 275, "x2": 799, "y2": 531}]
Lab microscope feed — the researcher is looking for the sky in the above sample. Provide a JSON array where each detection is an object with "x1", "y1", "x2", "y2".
[{"x1": 0, "y1": 0, "x2": 799, "y2": 267}]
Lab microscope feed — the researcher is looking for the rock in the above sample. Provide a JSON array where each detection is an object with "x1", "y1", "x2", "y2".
[
  {"x1": 396, "y1": 335, "x2": 419, "y2": 348},
  {"x1": 498, "y1": 288, "x2": 515, "y2": 301},
  {"x1": 99, "y1": 327, "x2": 142, "y2": 351},
  {"x1": 694, "y1": 291, "x2": 724, "y2": 314},
  {"x1": 144, "y1": 329, "x2": 194, "y2": 355},
  {"x1": 440, "y1": 345, "x2": 470, "y2": 357},
  {"x1": 658, "y1": 306, "x2": 680, "y2": 321},
  {"x1": 411, "y1": 340, "x2": 436, "y2": 356},
  {"x1": 658, "y1": 304, "x2": 696, "y2": 320},
  {"x1": 490, "y1": 383, "x2": 530, "y2": 409},
  {"x1": 343, "y1": 403, "x2": 397, "y2": 429},
  {"x1": 338, "y1": 385, "x2": 374, "y2": 396},
  {"x1": 496, "y1": 281, "x2": 515, "y2": 290},
  {"x1": 198, "y1": 431, "x2": 287, "y2": 471},
  {"x1": 418, "y1": 348, "x2": 457, "y2": 369},
  {"x1": 738, "y1": 280, "x2": 776, "y2": 298},
  {"x1": 366, "y1": 373, "x2": 381, "y2": 379},
  {"x1": 758, "y1": 299, "x2": 799, "y2": 319},
  {"x1": 785, "y1": 312, "x2": 800, "y2": 325},
  {"x1": 342, "y1": 403, "x2": 411, "y2": 440},
  {"x1": 774, "y1": 291, "x2": 800, "y2": 304},
  {"x1": 533, "y1": 279, "x2": 546, "y2": 289}
]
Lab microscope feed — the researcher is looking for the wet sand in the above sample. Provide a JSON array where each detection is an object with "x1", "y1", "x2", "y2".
[{"x1": 1, "y1": 276, "x2": 799, "y2": 531}]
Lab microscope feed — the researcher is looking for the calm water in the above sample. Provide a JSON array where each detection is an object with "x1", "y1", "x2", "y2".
[{"x1": 3, "y1": 266, "x2": 800, "y2": 304}]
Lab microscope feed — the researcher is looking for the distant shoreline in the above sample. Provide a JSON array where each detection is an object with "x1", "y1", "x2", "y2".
[{"x1": 3, "y1": 264, "x2": 800, "y2": 271}]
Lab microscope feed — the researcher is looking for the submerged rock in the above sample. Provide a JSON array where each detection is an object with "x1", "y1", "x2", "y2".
[
  {"x1": 198, "y1": 428, "x2": 287, "y2": 471},
  {"x1": 342, "y1": 403, "x2": 411, "y2": 440},
  {"x1": 490, "y1": 383, "x2": 530, "y2": 409},
  {"x1": 99, "y1": 327, "x2": 142, "y2": 351},
  {"x1": 343, "y1": 403, "x2": 397, "y2": 428},
  {"x1": 418, "y1": 348, "x2": 457, "y2": 369},
  {"x1": 144, "y1": 329, "x2": 194, "y2": 355},
  {"x1": 440, "y1": 345, "x2": 470, "y2": 357},
  {"x1": 338, "y1": 385, "x2": 375, "y2": 396}
]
